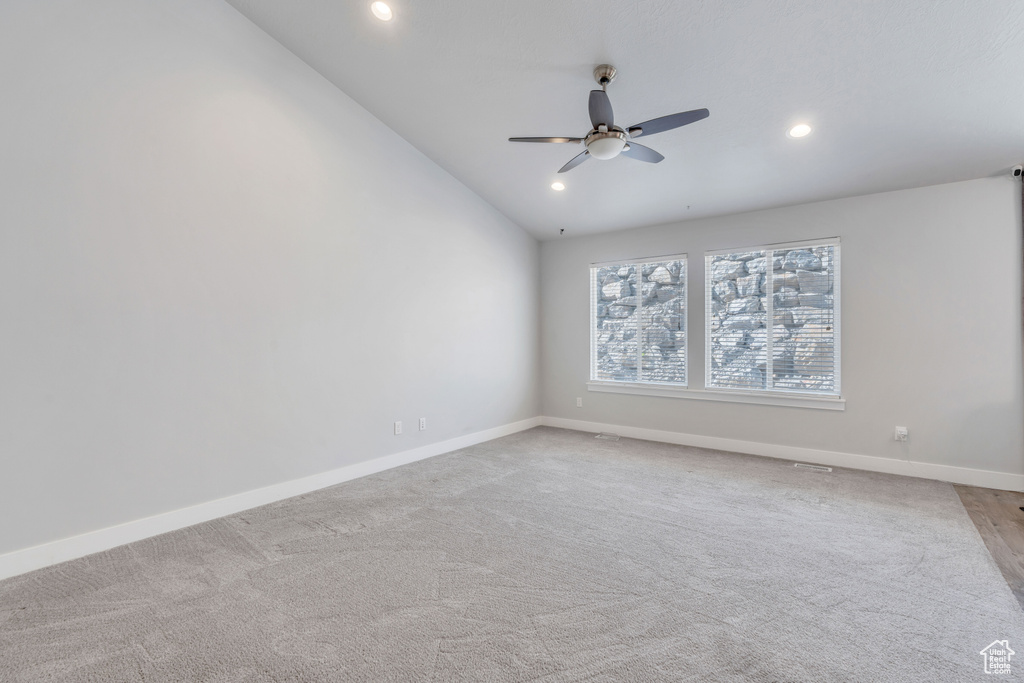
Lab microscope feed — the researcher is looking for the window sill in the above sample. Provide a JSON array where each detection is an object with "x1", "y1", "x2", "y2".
[{"x1": 586, "y1": 381, "x2": 845, "y2": 411}]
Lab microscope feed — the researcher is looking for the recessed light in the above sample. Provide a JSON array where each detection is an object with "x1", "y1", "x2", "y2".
[
  {"x1": 370, "y1": 2, "x2": 393, "y2": 21},
  {"x1": 788, "y1": 123, "x2": 812, "y2": 138},
  {"x1": 551, "y1": 182, "x2": 565, "y2": 191}
]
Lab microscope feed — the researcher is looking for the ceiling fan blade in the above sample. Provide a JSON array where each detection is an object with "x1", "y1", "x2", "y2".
[
  {"x1": 629, "y1": 108, "x2": 709, "y2": 138},
  {"x1": 558, "y1": 150, "x2": 591, "y2": 173},
  {"x1": 509, "y1": 137, "x2": 583, "y2": 143},
  {"x1": 589, "y1": 90, "x2": 614, "y2": 128},
  {"x1": 621, "y1": 142, "x2": 665, "y2": 164}
]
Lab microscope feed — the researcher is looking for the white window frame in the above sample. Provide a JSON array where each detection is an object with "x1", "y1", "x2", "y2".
[
  {"x1": 587, "y1": 238, "x2": 844, "y2": 411},
  {"x1": 703, "y1": 237, "x2": 842, "y2": 404},
  {"x1": 588, "y1": 253, "x2": 689, "y2": 390}
]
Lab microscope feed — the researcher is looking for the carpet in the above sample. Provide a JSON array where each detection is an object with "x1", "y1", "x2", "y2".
[{"x1": 1, "y1": 426, "x2": 1022, "y2": 681}]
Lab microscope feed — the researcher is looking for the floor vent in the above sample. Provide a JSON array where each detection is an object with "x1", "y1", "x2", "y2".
[
  {"x1": 595, "y1": 432, "x2": 620, "y2": 441},
  {"x1": 794, "y1": 462, "x2": 832, "y2": 472}
]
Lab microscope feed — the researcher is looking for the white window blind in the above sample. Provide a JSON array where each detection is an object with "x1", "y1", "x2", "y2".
[
  {"x1": 705, "y1": 240, "x2": 840, "y2": 395},
  {"x1": 591, "y1": 255, "x2": 687, "y2": 385}
]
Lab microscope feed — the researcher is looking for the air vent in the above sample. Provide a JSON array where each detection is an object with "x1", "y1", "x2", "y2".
[
  {"x1": 794, "y1": 462, "x2": 832, "y2": 472},
  {"x1": 595, "y1": 432, "x2": 620, "y2": 441}
]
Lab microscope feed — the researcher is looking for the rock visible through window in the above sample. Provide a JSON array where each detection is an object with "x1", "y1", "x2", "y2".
[
  {"x1": 591, "y1": 256, "x2": 687, "y2": 385},
  {"x1": 705, "y1": 242, "x2": 839, "y2": 395}
]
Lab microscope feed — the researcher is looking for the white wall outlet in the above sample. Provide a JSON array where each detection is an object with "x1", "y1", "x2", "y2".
[
  {"x1": 419, "y1": 417, "x2": 426, "y2": 431},
  {"x1": 576, "y1": 397, "x2": 583, "y2": 408},
  {"x1": 394, "y1": 421, "x2": 402, "y2": 435},
  {"x1": 894, "y1": 426, "x2": 908, "y2": 442}
]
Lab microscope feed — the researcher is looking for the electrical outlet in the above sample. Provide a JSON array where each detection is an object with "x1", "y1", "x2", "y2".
[
  {"x1": 576, "y1": 397, "x2": 583, "y2": 408},
  {"x1": 894, "y1": 426, "x2": 908, "y2": 442},
  {"x1": 394, "y1": 421, "x2": 402, "y2": 435},
  {"x1": 419, "y1": 417, "x2": 426, "y2": 431}
]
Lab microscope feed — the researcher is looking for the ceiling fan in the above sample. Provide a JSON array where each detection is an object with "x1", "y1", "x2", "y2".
[{"x1": 509, "y1": 65, "x2": 709, "y2": 173}]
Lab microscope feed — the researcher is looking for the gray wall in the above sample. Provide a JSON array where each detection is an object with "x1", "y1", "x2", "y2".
[
  {"x1": 541, "y1": 177, "x2": 1024, "y2": 476},
  {"x1": 0, "y1": 0, "x2": 539, "y2": 555}
]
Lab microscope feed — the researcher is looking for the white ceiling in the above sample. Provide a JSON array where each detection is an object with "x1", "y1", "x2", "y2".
[{"x1": 224, "y1": 0, "x2": 1024, "y2": 240}]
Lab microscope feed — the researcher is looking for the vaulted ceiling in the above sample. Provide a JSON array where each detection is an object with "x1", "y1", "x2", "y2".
[{"x1": 225, "y1": 0, "x2": 1024, "y2": 239}]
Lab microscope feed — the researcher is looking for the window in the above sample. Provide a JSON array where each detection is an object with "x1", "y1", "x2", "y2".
[
  {"x1": 590, "y1": 255, "x2": 687, "y2": 386},
  {"x1": 705, "y1": 239, "x2": 840, "y2": 395}
]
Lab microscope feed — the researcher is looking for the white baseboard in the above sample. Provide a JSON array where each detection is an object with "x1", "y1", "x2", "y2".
[
  {"x1": 540, "y1": 416, "x2": 1024, "y2": 492},
  {"x1": 5, "y1": 413, "x2": 1019, "y2": 582},
  {"x1": 0, "y1": 417, "x2": 541, "y2": 582}
]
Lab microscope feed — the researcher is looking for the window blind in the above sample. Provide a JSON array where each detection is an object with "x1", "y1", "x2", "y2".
[
  {"x1": 591, "y1": 255, "x2": 687, "y2": 385},
  {"x1": 705, "y1": 241, "x2": 839, "y2": 395}
]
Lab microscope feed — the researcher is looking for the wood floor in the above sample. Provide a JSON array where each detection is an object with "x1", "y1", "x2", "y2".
[{"x1": 955, "y1": 485, "x2": 1024, "y2": 611}]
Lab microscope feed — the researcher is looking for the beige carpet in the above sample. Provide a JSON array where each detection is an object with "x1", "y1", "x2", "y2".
[{"x1": 1, "y1": 426, "x2": 1022, "y2": 681}]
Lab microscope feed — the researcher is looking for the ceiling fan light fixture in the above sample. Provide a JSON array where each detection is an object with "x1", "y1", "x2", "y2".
[
  {"x1": 551, "y1": 182, "x2": 565, "y2": 191},
  {"x1": 788, "y1": 123, "x2": 812, "y2": 138},
  {"x1": 586, "y1": 132, "x2": 627, "y2": 160},
  {"x1": 370, "y1": 2, "x2": 393, "y2": 21}
]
